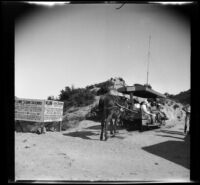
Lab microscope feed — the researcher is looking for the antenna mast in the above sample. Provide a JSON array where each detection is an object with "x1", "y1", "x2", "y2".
[{"x1": 147, "y1": 35, "x2": 151, "y2": 85}]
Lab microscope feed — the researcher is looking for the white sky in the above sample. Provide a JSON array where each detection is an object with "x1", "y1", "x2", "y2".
[{"x1": 15, "y1": 3, "x2": 190, "y2": 99}]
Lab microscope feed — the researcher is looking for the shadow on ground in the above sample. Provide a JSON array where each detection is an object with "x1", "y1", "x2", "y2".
[
  {"x1": 85, "y1": 125, "x2": 101, "y2": 130},
  {"x1": 63, "y1": 128, "x2": 125, "y2": 140},
  {"x1": 155, "y1": 129, "x2": 185, "y2": 136},
  {"x1": 142, "y1": 135, "x2": 190, "y2": 169},
  {"x1": 111, "y1": 135, "x2": 125, "y2": 139},
  {"x1": 86, "y1": 124, "x2": 125, "y2": 131},
  {"x1": 155, "y1": 134, "x2": 185, "y2": 140},
  {"x1": 63, "y1": 131, "x2": 99, "y2": 140}
]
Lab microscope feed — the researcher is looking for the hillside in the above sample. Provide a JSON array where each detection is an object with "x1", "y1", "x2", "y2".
[
  {"x1": 61, "y1": 78, "x2": 188, "y2": 130},
  {"x1": 171, "y1": 89, "x2": 190, "y2": 105},
  {"x1": 15, "y1": 77, "x2": 189, "y2": 132},
  {"x1": 15, "y1": 79, "x2": 190, "y2": 181}
]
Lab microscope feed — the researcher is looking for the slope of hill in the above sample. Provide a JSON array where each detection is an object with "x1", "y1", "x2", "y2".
[
  {"x1": 165, "y1": 89, "x2": 190, "y2": 105},
  {"x1": 172, "y1": 89, "x2": 190, "y2": 105}
]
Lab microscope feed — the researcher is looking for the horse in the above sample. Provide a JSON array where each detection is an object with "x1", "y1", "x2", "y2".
[{"x1": 98, "y1": 93, "x2": 127, "y2": 141}]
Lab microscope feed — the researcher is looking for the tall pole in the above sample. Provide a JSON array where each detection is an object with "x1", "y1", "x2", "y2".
[{"x1": 147, "y1": 35, "x2": 151, "y2": 85}]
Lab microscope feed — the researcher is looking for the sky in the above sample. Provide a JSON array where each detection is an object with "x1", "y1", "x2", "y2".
[{"x1": 15, "y1": 3, "x2": 191, "y2": 100}]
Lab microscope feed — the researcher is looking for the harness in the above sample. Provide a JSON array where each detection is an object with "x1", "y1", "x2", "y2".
[
  {"x1": 115, "y1": 101, "x2": 138, "y2": 113},
  {"x1": 110, "y1": 95, "x2": 138, "y2": 113}
]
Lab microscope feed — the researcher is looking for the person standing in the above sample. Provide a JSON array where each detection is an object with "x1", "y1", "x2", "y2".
[
  {"x1": 182, "y1": 104, "x2": 191, "y2": 135},
  {"x1": 140, "y1": 99, "x2": 156, "y2": 124},
  {"x1": 133, "y1": 98, "x2": 140, "y2": 109}
]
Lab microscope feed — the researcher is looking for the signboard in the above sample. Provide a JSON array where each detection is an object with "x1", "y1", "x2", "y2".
[
  {"x1": 44, "y1": 100, "x2": 64, "y2": 122},
  {"x1": 15, "y1": 98, "x2": 44, "y2": 122},
  {"x1": 15, "y1": 98, "x2": 64, "y2": 122}
]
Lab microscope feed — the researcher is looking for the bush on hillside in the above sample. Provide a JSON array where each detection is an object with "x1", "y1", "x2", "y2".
[
  {"x1": 96, "y1": 80, "x2": 114, "y2": 95},
  {"x1": 173, "y1": 90, "x2": 190, "y2": 105},
  {"x1": 86, "y1": 85, "x2": 95, "y2": 90},
  {"x1": 85, "y1": 104, "x2": 102, "y2": 121},
  {"x1": 97, "y1": 86, "x2": 109, "y2": 95},
  {"x1": 47, "y1": 96, "x2": 56, "y2": 100},
  {"x1": 58, "y1": 86, "x2": 95, "y2": 112},
  {"x1": 157, "y1": 98, "x2": 166, "y2": 105},
  {"x1": 167, "y1": 101, "x2": 173, "y2": 106},
  {"x1": 173, "y1": 104, "x2": 179, "y2": 110},
  {"x1": 96, "y1": 80, "x2": 113, "y2": 89},
  {"x1": 164, "y1": 93, "x2": 174, "y2": 99},
  {"x1": 164, "y1": 90, "x2": 190, "y2": 105}
]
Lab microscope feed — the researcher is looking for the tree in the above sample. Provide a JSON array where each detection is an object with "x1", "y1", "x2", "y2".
[
  {"x1": 47, "y1": 96, "x2": 55, "y2": 100},
  {"x1": 58, "y1": 86, "x2": 95, "y2": 111}
]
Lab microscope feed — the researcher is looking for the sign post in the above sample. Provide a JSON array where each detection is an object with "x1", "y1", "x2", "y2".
[
  {"x1": 15, "y1": 98, "x2": 44, "y2": 122},
  {"x1": 15, "y1": 98, "x2": 64, "y2": 132},
  {"x1": 43, "y1": 100, "x2": 64, "y2": 122}
]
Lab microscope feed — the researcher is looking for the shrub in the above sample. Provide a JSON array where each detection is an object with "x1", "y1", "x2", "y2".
[
  {"x1": 97, "y1": 86, "x2": 109, "y2": 95},
  {"x1": 157, "y1": 98, "x2": 166, "y2": 105},
  {"x1": 177, "y1": 116, "x2": 181, "y2": 120},
  {"x1": 47, "y1": 96, "x2": 55, "y2": 100},
  {"x1": 86, "y1": 85, "x2": 95, "y2": 90},
  {"x1": 173, "y1": 104, "x2": 179, "y2": 110},
  {"x1": 85, "y1": 104, "x2": 101, "y2": 121},
  {"x1": 58, "y1": 86, "x2": 95, "y2": 112},
  {"x1": 96, "y1": 80, "x2": 114, "y2": 95}
]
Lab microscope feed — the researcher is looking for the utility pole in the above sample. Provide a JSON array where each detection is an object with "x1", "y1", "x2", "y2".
[{"x1": 147, "y1": 35, "x2": 151, "y2": 85}]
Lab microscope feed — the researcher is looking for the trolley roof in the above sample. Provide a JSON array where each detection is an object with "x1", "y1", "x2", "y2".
[{"x1": 117, "y1": 85, "x2": 166, "y2": 99}]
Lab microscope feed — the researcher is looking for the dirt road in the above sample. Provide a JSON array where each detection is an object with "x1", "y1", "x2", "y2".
[{"x1": 15, "y1": 120, "x2": 190, "y2": 182}]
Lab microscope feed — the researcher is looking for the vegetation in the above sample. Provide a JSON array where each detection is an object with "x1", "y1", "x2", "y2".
[
  {"x1": 173, "y1": 104, "x2": 179, "y2": 110},
  {"x1": 86, "y1": 80, "x2": 114, "y2": 96},
  {"x1": 164, "y1": 89, "x2": 190, "y2": 105},
  {"x1": 85, "y1": 104, "x2": 101, "y2": 121},
  {"x1": 58, "y1": 86, "x2": 95, "y2": 112},
  {"x1": 47, "y1": 96, "x2": 56, "y2": 100},
  {"x1": 95, "y1": 80, "x2": 114, "y2": 95},
  {"x1": 86, "y1": 77, "x2": 127, "y2": 95},
  {"x1": 48, "y1": 78, "x2": 190, "y2": 115},
  {"x1": 47, "y1": 78, "x2": 117, "y2": 113},
  {"x1": 172, "y1": 89, "x2": 190, "y2": 105},
  {"x1": 156, "y1": 98, "x2": 166, "y2": 105}
]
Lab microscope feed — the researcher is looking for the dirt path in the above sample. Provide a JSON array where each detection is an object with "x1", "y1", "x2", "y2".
[{"x1": 15, "y1": 120, "x2": 190, "y2": 182}]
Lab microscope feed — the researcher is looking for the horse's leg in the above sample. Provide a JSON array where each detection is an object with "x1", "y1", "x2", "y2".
[
  {"x1": 116, "y1": 113, "x2": 121, "y2": 132},
  {"x1": 100, "y1": 118, "x2": 105, "y2": 140},
  {"x1": 110, "y1": 118, "x2": 117, "y2": 136},
  {"x1": 105, "y1": 114, "x2": 112, "y2": 141},
  {"x1": 116, "y1": 116, "x2": 120, "y2": 133},
  {"x1": 119, "y1": 118, "x2": 123, "y2": 127},
  {"x1": 120, "y1": 114, "x2": 124, "y2": 128},
  {"x1": 113, "y1": 118, "x2": 117, "y2": 135},
  {"x1": 110, "y1": 119, "x2": 113, "y2": 135}
]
